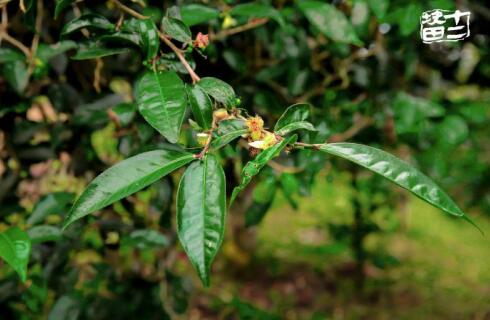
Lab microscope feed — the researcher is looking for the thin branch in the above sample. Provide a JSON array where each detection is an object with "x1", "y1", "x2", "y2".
[
  {"x1": 195, "y1": 117, "x2": 217, "y2": 159},
  {"x1": 27, "y1": 0, "x2": 43, "y2": 78},
  {"x1": 158, "y1": 33, "x2": 200, "y2": 83},
  {"x1": 109, "y1": 0, "x2": 148, "y2": 20},
  {"x1": 93, "y1": 58, "x2": 104, "y2": 92},
  {"x1": 109, "y1": 0, "x2": 200, "y2": 83},
  {"x1": 210, "y1": 18, "x2": 269, "y2": 41},
  {"x1": 267, "y1": 160, "x2": 304, "y2": 174},
  {"x1": 0, "y1": 33, "x2": 31, "y2": 56}
]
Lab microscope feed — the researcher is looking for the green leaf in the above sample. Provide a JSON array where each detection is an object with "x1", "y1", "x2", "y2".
[
  {"x1": 177, "y1": 155, "x2": 226, "y2": 286},
  {"x1": 280, "y1": 173, "x2": 299, "y2": 210},
  {"x1": 71, "y1": 42, "x2": 130, "y2": 60},
  {"x1": 27, "y1": 192, "x2": 74, "y2": 225},
  {"x1": 275, "y1": 121, "x2": 316, "y2": 136},
  {"x1": 197, "y1": 77, "x2": 236, "y2": 108},
  {"x1": 180, "y1": 4, "x2": 219, "y2": 26},
  {"x1": 245, "y1": 174, "x2": 277, "y2": 227},
  {"x1": 54, "y1": 0, "x2": 73, "y2": 18},
  {"x1": 161, "y1": 17, "x2": 192, "y2": 43},
  {"x1": 186, "y1": 85, "x2": 213, "y2": 130},
  {"x1": 274, "y1": 103, "x2": 310, "y2": 130},
  {"x1": 63, "y1": 149, "x2": 194, "y2": 229},
  {"x1": 135, "y1": 71, "x2": 187, "y2": 143},
  {"x1": 366, "y1": 0, "x2": 389, "y2": 19},
  {"x1": 61, "y1": 14, "x2": 114, "y2": 36},
  {"x1": 3, "y1": 60, "x2": 28, "y2": 94},
  {"x1": 37, "y1": 41, "x2": 78, "y2": 62},
  {"x1": 0, "y1": 227, "x2": 31, "y2": 282},
  {"x1": 0, "y1": 48, "x2": 25, "y2": 63},
  {"x1": 318, "y1": 143, "x2": 466, "y2": 217},
  {"x1": 231, "y1": 134, "x2": 298, "y2": 204},
  {"x1": 274, "y1": 103, "x2": 316, "y2": 135},
  {"x1": 230, "y1": 3, "x2": 285, "y2": 27},
  {"x1": 27, "y1": 226, "x2": 62, "y2": 243},
  {"x1": 99, "y1": 32, "x2": 141, "y2": 47},
  {"x1": 211, "y1": 119, "x2": 248, "y2": 149},
  {"x1": 137, "y1": 19, "x2": 159, "y2": 61},
  {"x1": 436, "y1": 115, "x2": 468, "y2": 146},
  {"x1": 48, "y1": 296, "x2": 80, "y2": 320},
  {"x1": 298, "y1": 1, "x2": 362, "y2": 45},
  {"x1": 122, "y1": 229, "x2": 169, "y2": 249}
]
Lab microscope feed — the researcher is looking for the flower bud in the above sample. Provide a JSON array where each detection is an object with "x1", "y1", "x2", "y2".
[
  {"x1": 197, "y1": 133, "x2": 209, "y2": 146},
  {"x1": 193, "y1": 32, "x2": 209, "y2": 49},
  {"x1": 213, "y1": 108, "x2": 229, "y2": 121},
  {"x1": 246, "y1": 116, "x2": 264, "y2": 141}
]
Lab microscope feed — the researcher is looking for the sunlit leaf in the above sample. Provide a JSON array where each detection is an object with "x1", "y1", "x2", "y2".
[{"x1": 137, "y1": 19, "x2": 159, "y2": 61}]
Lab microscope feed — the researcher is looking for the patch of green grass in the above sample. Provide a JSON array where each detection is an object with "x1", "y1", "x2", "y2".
[{"x1": 255, "y1": 171, "x2": 490, "y2": 318}]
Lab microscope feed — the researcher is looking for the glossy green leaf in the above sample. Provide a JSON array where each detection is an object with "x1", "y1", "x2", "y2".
[
  {"x1": 180, "y1": 4, "x2": 219, "y2": 26},
  {"x1": 274, "y1": 103, "x2": 315, "y2": 135},
  {"x1": 186, "y1": 85, "x2": 213, "y2": 130},
  {"x1": 197, "y1": 77, "x2": 236, "y2": 108},
  {"x1": 298, "y1": 1, "x2": 362, "y2": 45},
  {"x1": 99, "y1": 32, "x2": 141, "y2": 47},
  {"x1": 54, "y1": 0, "x2": 73, "y2": 18},
  {"x1": 319, "y1": 143, "x2": 466, "y2": 217},
  {"x1": 274, "y1": 103, "x2": 310, "y2": 131},
  {"x1": 161, "y1": 17, "x2": 192, "y2": 43},
  {"x1": 63, "y1": 149, "x2": 194, "y2": 229},
  {"x1": 245, "y1": 174, "x2": 277, "y2": 227},
  {"x1": 122, "y1": 229, "x2": 169, "y2": 249},
  {"x1": 276, "y1": 121, "x2": 316, "y2": 136},
  {"x1": 211, "y1": 119, "x2": 248, "y2": 149},
  {"x1": 135, "y1": 71, "x2": 187, "y2": 143},
  {"x1": 137, "y1": 19, "x2": 159, "y2": 61},
  {"x1": 27, "y1": 192, "x2": 74, "y2": 225},
  {"x1": 177, "y1": 155, "x2": 226, "y2": 286},
  {"x1": 0, "y1": 227, "x2": 31, "y2": 282},
  {"x1": 27, "y1": 226, "x2": 62, "y2": 243},
  {"x1": 231, "y1": 134, "x2": 298, "y2": 204},
  {"x1": 71, "y1": 42, "x2": 130, "y2": 60},
  {"x1": 0, "y1": 48, "x2": 25, "y2": 63},
  {"x1": 3, "y1": 60, "x2": 28, "y2": 94},
  {"x1": 231, "y1": 3, "x2": 285, "y2": 27},
  {"x1": 61, "y1": 14, "x2": 114, "y2": 36}
]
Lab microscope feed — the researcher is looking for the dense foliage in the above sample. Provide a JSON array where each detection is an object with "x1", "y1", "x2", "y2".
[{"x1": 0, "y1": 0, "x2": 488, "y2": 318}]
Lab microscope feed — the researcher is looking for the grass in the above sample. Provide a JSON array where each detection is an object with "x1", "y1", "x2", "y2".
[{"x1": 251, "y1": 171, "x2": 490, "y2": 319}]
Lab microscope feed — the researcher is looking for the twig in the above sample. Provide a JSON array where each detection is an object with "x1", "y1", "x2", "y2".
[
  {"x1": 0, "y1": 33, "x2": 31, "y2": 57},
  {"x1": 210, "y1": 18, "x2": 269, "y2": 41},
  {"x1": 109, "y1": 0, "x2": 200, "y2": 83},
  {"x1": 109, "y1": 0, "x2": 148, "y2": 20},
  {"x1": 27, "y1": 0, "x2": 43, "y2": 78},
  {"x1": 327, "y1": 113, "x2": 372, "y2": 143},
  {"x1": 195, "y1": 117, "x2": 217, "y2": 159},
  {"x1": 267, "y1": 160, "x2": 304, "y2": 174},
  {"x1": 93, "y1": 58, "x2": 103, "y2": 93},
  {"x1": 158, "y1": 33, "x2": 200, "y2": 83}
]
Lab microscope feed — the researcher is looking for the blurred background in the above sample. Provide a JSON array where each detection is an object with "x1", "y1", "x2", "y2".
[{"x1": 0, "y1": 0, "x2": 489, "y2": 319}]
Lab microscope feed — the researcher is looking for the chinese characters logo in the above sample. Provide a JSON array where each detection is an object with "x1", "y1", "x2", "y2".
[{"x1": 420, "y1": 9, "x2": 471, "y2": 43}]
